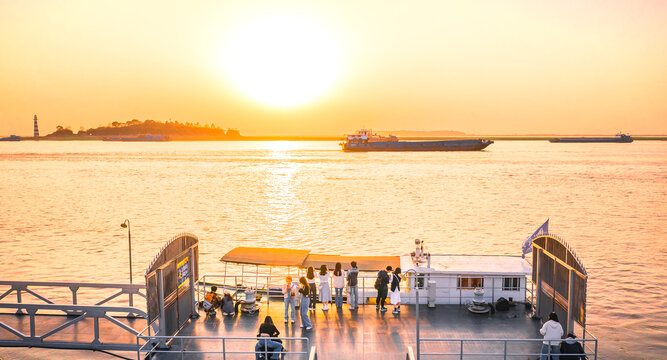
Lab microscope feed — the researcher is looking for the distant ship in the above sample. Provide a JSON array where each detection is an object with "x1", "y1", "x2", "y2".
[
  {"x1": 549, "y1": 133, "x2": 633, "y2": 143},
  {"x1": 0, "y1": 135, "x2": 21, "y2": 141},
  {"x1": 340, "y1": 129, "x2": 493, "y2": 152},
  {"x1": 102, "y1": 134, "x2": 170, "y2": 142}
]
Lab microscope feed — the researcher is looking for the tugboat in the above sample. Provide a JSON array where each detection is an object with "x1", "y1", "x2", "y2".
[
  {"x1": 340, "y1": 129, "x2": 493, "y2": 152},
  {"x1": 549, "y1": 133, "x2": 633, "y2": 143}
]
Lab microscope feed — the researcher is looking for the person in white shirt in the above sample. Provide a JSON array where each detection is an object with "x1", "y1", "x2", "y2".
[
  {"x1": 332, "y1": 262, "x2": 345, "y2": 309},
  {"x1": 318, "y1": 265, "x2": 332, "y2": 311},
  {"x1": 282, "y1": 276, "x2": 298, "y2": 324},
  {"x1": 540, "y1": 312, "x2": 564, "y2": 360}
]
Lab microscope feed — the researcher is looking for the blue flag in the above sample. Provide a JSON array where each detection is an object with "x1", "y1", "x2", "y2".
[{"x1": 522, "y1": 219, "x2": 549, "y2": 258}]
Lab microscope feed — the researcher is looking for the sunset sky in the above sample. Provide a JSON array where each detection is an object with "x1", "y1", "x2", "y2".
[{"x1": 1, "y1": 0, "x2": 665, "y2": 136}]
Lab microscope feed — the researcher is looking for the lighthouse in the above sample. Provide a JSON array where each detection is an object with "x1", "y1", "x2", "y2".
[{"x1": 33, "y1": 115, "x2": 39, "y2": 138}]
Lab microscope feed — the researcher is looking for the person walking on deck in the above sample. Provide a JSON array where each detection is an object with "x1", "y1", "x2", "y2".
[
  {"x1": 332, "y1": 262, "x2": 345, "y2": 309},
  {"x1": 390, "y1": 267, "x2": 402, "y2": 314},
  {"x1": 375, "y1": 266, "x2": 391, "y2": 312},
  {"x1": 306, "y1": 266, "x2": 317, "y2": 311},
  {"x1": 282, "y1": 276, "x2": 297, "y2": 324},
  {"x1": 298, "y1": 277, "x2": 312, "y2": 330},
  {"x1": 346, "y1": 261, "x2": 359, "y2": 310},
  {"x1": 540, "y1": 312, "x2": 564, "y2": 360},
  {"x1": 318, "y1": 265, "x2": 332, "y2": 311}
]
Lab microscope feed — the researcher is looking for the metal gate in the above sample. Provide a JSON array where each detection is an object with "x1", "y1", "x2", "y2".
[
  {"x1": 532, "y1": 234, "x2": 587, "y2": 335},
  {"x1": 144, "y1": 233, "x2": 199, "y2": 337}
]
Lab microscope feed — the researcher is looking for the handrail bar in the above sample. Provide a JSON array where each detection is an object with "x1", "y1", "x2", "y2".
[{"x1": 0, "y1": 280, "x2": 145, "y2": 289}]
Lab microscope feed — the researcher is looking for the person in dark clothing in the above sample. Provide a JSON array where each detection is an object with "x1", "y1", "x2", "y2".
[
  {"x1": 346, "y1": 261, "x2": 359, "y2": 310},
  {"x1": 306, "y1": 266, "x2": 317, "y2": 311},
  {"x1": 220, "y1": 290, "x2": 235, "y2": 315},
  {"x1": 559, "y1": 333, "x2": 587, "y2": 360},
  {"x1": 375, "y1": 266, "x2": 391, "y2": 312},
  {"x1": 255, "y1": 316, "x2": 283, "y2": 360}
]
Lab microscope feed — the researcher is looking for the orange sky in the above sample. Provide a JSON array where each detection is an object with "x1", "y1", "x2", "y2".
[{"x1": 1, "y1": 0, "x2": 666, "y2": 136}]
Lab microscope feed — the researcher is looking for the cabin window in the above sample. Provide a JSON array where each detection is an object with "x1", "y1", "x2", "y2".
[
  {"x1": 503, "y1": 277, "x2": 521, "y2": 291},
  {"x1": 457, "y1": 277, "x2": 483, "y2": 289}
]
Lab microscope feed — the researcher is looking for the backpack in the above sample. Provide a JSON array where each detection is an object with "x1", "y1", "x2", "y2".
[{"x1": 374, "y1": 274, "x2": 382, "y2": 290}]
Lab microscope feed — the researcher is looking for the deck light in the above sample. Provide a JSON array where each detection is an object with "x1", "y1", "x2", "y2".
[{"x1": 120, "y1": 219, "x2": 132, "y2": 284}]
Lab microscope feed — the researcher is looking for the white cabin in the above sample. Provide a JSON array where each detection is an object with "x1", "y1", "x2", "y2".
[{"x1": 399, "y1": 254, "x2": 532, "y2": 305}]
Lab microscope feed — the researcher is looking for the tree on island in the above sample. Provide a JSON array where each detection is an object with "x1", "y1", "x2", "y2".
[{"x1": 45, "y1": 120, "x2": 241, "y2": 138}]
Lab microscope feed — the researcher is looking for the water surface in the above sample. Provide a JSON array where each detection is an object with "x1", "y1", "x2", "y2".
[{"x1": 0, "y1": 140, "x2": 665, "y2": 358}]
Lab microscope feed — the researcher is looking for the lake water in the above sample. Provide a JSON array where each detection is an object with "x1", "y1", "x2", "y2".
[{"x1": 0, "y1": 140, "x2": 665, "y2": 359}]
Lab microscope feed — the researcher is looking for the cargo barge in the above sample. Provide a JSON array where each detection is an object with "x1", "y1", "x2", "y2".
[
  {"x1": 549, "y1": 133, "x2": 633, "y2": 143},
  {"x1": 341, "y1": 129, "x2": 493, "y2": 151}
]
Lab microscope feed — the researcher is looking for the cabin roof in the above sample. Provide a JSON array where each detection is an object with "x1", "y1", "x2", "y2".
[
  {"x1": 220, "y1": 247, "x2": 400, "y2": 271},
  {"x1": 220, "y1": 247, "x2": 310, "y2": 266},
  {"x1": 401, "y1": 254, "x2": 532, "y2": 275}
]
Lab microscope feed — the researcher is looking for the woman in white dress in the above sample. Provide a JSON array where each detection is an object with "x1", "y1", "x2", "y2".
[
  {"x1": 318, "y1": 265, "x2": 332, "y2": 310},
  {"x1": 390, "y1": 267, "x2": 402, "y2": 314}
]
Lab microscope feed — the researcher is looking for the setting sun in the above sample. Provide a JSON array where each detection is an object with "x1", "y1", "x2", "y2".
[{"x1": 223, "y1": 15, "x2": 341, "y2": 107}]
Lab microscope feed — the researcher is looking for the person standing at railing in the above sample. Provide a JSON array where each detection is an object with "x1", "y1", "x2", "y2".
[
  {"x1": 282, "y1": 276, "x2": 298, "y2": 324},
  {"x1": 318, "y1": 265, "x2": 332, "y2": 311},
  {"x1": 540, "y1": 312, "x2": 564, "y2": 360},
  {"x1": 346, "y1": 261, "x2": 359, "y2": 310},
  {"x1": 298, "y1": 277, "x2": 313, "y2": 330},
  {"x1": 332, "y1": 262, "x2": 345, "y2": 309},
  {"x1": 306, "y1": 267, "x2": 317, "y2": 312},
  {"x1": 375, "y1": 266, "x2": 391, "y2": 312},
  {"x1": 390, "y1": 267, "x2": 402, "y2": 314},
  {"x1": 559, "y1": 333, "x2": 588, "y2": 360}
]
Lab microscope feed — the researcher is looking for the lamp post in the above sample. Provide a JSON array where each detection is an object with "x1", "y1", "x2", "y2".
[{"x1": 120, "y1": 219, "x2": 132, "y2": 284}]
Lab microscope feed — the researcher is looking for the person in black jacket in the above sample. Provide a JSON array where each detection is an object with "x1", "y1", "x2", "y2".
[
  {"x1": 559, "y1": 333, "x2": 587, "y2": 360},
  {"x1": 375, "y1": 266, "x2": 391, "y2": 312},
  {"x1": 255, "y1": 316, "x2": 283, "y2": 360}
]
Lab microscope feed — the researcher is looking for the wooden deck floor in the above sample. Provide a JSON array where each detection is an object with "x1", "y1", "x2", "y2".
[{"x1": 0, "y1": 301, "x2": 543, "y2": 359}]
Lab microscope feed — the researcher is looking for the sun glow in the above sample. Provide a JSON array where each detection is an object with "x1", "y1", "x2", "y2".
[{"x1": 223, "y1": 15, "x2": 341, "y2": 107}]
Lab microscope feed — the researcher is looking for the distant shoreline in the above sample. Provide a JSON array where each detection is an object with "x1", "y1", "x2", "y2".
[{"x1": 5, "y1": 135, "x2": 666, "y2": 141}]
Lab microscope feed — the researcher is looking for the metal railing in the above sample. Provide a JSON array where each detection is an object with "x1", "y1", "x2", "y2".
[
  {"x1": 0, "y1": 280, "x2": 146, "y2": 313},
  {"x1": 197, "y1": 273, "x2": 535, "y2": 308},
  {"x1": 0, "y1": 302, "x2": 148, "y2": 351},
  {"x1": 137, "y1": 334, "x2": 311, "y2": 359},
  {"x1": 415, "y1": 337, "x2": 598, "y2": 359}
]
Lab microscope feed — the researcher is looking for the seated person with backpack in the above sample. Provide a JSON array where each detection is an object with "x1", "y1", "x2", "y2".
[
  {"x1": 202, "y1": 286, "x2": 222, "y2": 316},
  {"x1": 254, "y1": 316, "x2": 283, "y2": 360}
]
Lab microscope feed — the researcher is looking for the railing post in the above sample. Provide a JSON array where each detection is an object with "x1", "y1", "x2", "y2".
[
  {"x1": 503, "y1": 340, "x2": 507, "y2": 360},
  {"x1": 594, "y1": 339, "x2": 598, "y2": 360},
  {"x1": 415, "y1": 284, "x2": 420, "y2": 360},
  {"x1": 93, "y1": 316, "x2": 101, "y2": 345},
  {"x1": 460, "y1": 340, "x2": 463, "y2": 360},
  {"x1": 69, "y1": 286, "x2": 79, "y2": 305},
  {"x1": 189, "y1": 247, "x2": 197, "y2": 317},
  {"x1": 180, "y1": 337, "x2": 184, "y2": 360},
  {"x1": 362, "y1": 277, "x2": 365, "y2": 305},
  {"x1": 157, "y1": 268, "x2": 166, "y2": 342},
  {"x1": 222, "y1": 337, "x2": 226, "y2": 360}
]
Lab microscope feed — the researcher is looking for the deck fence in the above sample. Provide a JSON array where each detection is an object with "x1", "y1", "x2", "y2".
[{"x1": 137, "y1": 334, "x2": 312, "y2": 360}]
